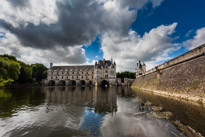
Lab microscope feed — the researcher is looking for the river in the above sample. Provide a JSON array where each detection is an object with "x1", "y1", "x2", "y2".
[{"x1": 0, "y1": 86, "x2": 204, "y2": 137}]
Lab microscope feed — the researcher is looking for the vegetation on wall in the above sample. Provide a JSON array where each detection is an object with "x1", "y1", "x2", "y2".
[{"x1": 0, "y1": 54, "x2": 48, "y2": 87}]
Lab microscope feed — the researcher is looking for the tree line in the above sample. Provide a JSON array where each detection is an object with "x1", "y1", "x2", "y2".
[
  {"x1": 117, "y1": 71, "x2": 136, "y2": 79},
  {"x1": 0, "y1": 54, "x2": 48, "y2": 87}
]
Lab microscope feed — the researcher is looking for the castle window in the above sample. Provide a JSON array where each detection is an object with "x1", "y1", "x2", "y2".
[
  {"x1": 72, "y1": 76, "x2": 74, "y2": 79},
  {"x1": 82, "y1": 76, "x2": 83, "y2": 79},
  {"x1": 51, "y1": 76, "x2": 53, "y2": 79},
  {"x1": 77, "y1": 76, "x2": 78, "y2": 79},
  {"x1": 62, "y1": 76, "x2": 63, "y2": 79}
]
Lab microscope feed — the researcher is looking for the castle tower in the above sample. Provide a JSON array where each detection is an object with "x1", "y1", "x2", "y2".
[{"x1": 136, "y1": 61, "x2": 146, "y2": 78}]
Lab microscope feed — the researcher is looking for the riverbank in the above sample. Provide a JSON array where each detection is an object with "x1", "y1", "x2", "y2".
[
  {"x1": 132, "y1": 87, "x2": 205, "y2": 106},
  {"x1": 133, "y1": 89, "x2": 205, "y2": 137},
  {"x1": 0, "y1": 83, "x2": 41, "y2": 88}
]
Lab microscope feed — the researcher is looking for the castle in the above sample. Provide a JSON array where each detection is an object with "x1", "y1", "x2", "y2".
[
  {"x1": 43, "y1": 59, "x2": 117, "y2": 86},
  {"x1": 136, "y1": 61, "x2": 146, "y2": 78}
]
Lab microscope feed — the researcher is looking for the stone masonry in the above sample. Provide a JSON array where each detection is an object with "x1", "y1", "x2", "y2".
[{"x1": 43, "y1": 59, "x2": 117, "y2": 86}]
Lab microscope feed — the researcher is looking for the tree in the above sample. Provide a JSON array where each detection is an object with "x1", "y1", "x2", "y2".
[
  {"x1": 31, "y1": 63, "x2": 48, "y2": 83},
  {"x1": 0, "y1": 58, "x2": 8, "y2": 79},
  {"x1": 0, "y1": 54, "x2": 17, "y2": 62},
  {"x1": 17, "y1": 62, "x2": 32, "y2": 83},
  {"x1": 7, "y1": 60, "x2": 21, "y2": 80},
  {"x1": 0, "y1": 56, "x2": 21, "y2": 87},
  {"x1": 117, "y1": 71, "x2": 136, "y2": 79},
  {"x1": 0, "y1": 57, "x2": 21, "y2": 80},
  {"x1": 0, "y1": 54, "x2": 48, "y2": 87}
]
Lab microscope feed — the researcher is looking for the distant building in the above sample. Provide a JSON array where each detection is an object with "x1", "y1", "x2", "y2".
[
  {"x1": 136, "y1": 61, "x2": 146, "y2": 77},
  {"x1": 43, "y1": 59, "x2": 117, "y2": 86}
]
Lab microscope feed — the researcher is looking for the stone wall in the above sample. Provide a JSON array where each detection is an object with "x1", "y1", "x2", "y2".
[
  {"x1": 132, "y1": 44, "x2": 205, "y2": 97},
  {"x1": 139, "y1": 44, "x2": 205, "y2": 78}
]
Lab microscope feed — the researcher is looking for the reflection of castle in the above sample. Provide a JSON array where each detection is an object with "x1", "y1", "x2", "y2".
[
  {"x1": 93, "y1": 87, "x2": 117, "y2": 113},
  {"x1": 43, "y1": 59, "x2": 117, "y2": 86},
  {"x1": 43, "y1": 87, "x2": 117, "y2": 113},
  {"x1": 136, "y1": 61, "x2": 146, "y2": 78}
]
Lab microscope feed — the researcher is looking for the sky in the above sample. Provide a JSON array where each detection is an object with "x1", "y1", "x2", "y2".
[{"x1": 0, "y1": 0, "x2": 205, "y2": 72}]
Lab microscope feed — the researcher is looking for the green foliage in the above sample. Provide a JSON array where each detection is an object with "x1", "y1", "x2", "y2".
[
  {"x1": 0, "y1": 79, "x2": 14, "y2": 87},
  {"x1": 0, "y1": 54, "x2": 17, "y2": 62},
  {"x1": 117, "y1": 71, "x2": 136, "y2": 79},
  {"x1": 31, "y1": 63, "x2": 48, "y2": 83},
  {"x1": 0, "y1": 54, "x2": 48, "y2": 87},
  {"x1": 17, "y1": 63, "x2": 33, "y2": 83},
  {"x1": 0, "y1": 56, "x2": 21, "y2": 80}
]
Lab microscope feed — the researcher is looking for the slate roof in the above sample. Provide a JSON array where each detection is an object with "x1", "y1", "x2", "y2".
[
  {"x1": 95, "y1": 60, "x2": 115, "y2": 68},
  {"x1": 50, "y1": 65, "x2": 94, "y2": 71}
]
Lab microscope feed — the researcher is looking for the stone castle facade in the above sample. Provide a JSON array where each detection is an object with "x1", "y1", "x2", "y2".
[
  {"x1": 43, "y1": 59, "x2": 116, "y2": 86},
  {"x1": 136, "y1": 61, "x2": 146, "y2": 78}
]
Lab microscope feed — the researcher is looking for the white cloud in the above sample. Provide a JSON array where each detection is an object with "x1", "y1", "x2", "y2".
[
  {"x1": 0, "y1": 0, "x2": 165, "y2": 68},
  {"x1": 0, "y1": 32, "x2": 87, "y2": 67},
  {"x1": 185, "y1": 29, "x2": 194, "y2": 37},
  {"x1": 183, "y1": 27, "x2": 205, "y2": 50},
  {"x1": 101, "y1": 23, "x2": 178, "y2": 72},
  {"x1": 150, "y1": 0, "x2": 164, "y2": 7},
  {"x1": 0, "y1": 0, "x2": 58, "y2": 28}
]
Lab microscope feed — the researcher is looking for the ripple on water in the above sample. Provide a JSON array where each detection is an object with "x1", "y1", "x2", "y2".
[{"x1": 0, "y1": 87, "x2": 197, "y2": 137}]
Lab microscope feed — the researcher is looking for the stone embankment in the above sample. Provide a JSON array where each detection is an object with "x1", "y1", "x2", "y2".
[{"x1": 132, "y1": 44, "x2": 205, "y2": 104}]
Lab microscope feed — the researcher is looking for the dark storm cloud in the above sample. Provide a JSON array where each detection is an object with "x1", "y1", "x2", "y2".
[
  {"x1": 0, "y1": 0, "x2": 140, "y2": 49},
  {"x1": 0, "y1": 0, "x2": 104, "y2": 49}
]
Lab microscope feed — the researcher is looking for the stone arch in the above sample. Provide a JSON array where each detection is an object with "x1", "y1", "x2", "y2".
[
  {"x1": 59, "y1": 80, "x2": 66, "y2": 86},
  {"x1": 48, "y1": 80, "x2": 55, "y2": 86},
  {"x1": 80, "y1": 80, "x2": 86, "y2": 86},
  {"x1": 127, "y1": 81, "x2": 133, "y2": 87},
  {"x1": 101, "y1": 80, "x2": 109, "y2": 87},
  {"x1": 71, "y1": 80, "x2": 76, "y2": 86}
]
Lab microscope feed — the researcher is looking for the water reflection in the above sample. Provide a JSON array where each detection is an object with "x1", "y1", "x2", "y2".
[
  {"x1": 0, "y1": 87, "x2": 188, "y2": 137},
  {"x1": 134, "y1": 89, "x2": 205, "y2": 136},
  {"x1": 0, "y1": 87, "x2": 45, "y2": 118},
  {"x1": 43, "y1": 86, "x2": 117, "y2": 114}
]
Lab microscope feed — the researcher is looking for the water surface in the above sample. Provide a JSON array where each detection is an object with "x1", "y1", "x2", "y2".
[{"x1": 0, "y1": 86, "x2": 198, "y2": 137}]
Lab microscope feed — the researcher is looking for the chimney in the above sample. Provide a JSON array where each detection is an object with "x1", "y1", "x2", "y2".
[{"x1": 50, "y1": 63, "x2": 53, "y2": 69}]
